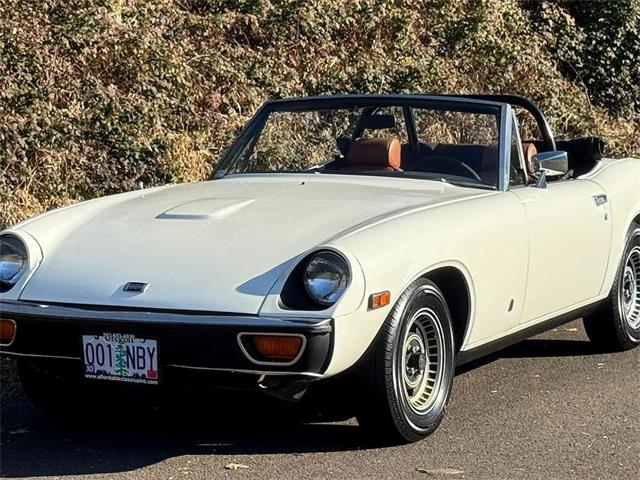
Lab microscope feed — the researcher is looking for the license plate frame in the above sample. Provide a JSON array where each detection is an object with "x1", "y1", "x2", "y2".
[{"x1": 81, "y1": 333, "x2": 160, "y2": 385}]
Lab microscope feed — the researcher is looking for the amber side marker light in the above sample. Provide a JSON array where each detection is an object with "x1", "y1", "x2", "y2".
[
  {"x1": 0, "y1": 319, "x2": 16, "y2": 346},
  {"x1": 250, "y1": 335, "x2": 304, "y2": 362},
  {"x1": 369, "y1": 291, "x2": 391, "y2": 310}
]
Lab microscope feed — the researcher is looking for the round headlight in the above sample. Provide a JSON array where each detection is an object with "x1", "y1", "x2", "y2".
[
  {"x1": 0, "y1": 235, "x2": 28, "y2": 293},
  {"x1": 303, "y1": 251, "x2": 350, "y2": 307}
]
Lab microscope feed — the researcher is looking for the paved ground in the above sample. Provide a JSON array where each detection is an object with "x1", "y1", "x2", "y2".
[{"x1": 1, "y1": 320, "x2": 638, "y2": 480}]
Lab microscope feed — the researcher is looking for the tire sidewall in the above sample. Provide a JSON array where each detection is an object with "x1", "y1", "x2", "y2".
[
  {"x1": 387, "y1": 280, "x2": 455, "y2": 437},
  {"x1": 617, "y1": 226, "x2": 640, "y2": 343}
]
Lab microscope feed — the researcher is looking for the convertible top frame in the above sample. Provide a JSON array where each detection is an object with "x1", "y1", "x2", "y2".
[{"x1": 454, "y1": 94, "x2": 557, "y2": 151}]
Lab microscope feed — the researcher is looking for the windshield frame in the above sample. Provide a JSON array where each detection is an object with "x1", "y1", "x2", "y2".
[{"x1": 212, "y1": 94, "x2": 512, "y2": 192}]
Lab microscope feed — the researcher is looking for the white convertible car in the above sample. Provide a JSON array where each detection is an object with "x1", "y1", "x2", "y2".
[{"x1": 1, "y1": 94, "x2": 639, "y2": 443}]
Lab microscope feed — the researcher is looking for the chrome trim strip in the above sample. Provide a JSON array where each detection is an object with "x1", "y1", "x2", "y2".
[
  {"x1": 498, "y1": 104, "x2": 512, "y2": 192},
  {"x1": 0, "y1": 351, "x2": 80, "y2": 361},
  {"x1": 510, "y1": 113, "x2": 528, "y2": 185},
  {"x1": 166, "y1": 363, "x2": 323, "y2": 378},
  {"x1": 237, "y1": 332, "x2": 307, "y2": 367},
  {"x1": 0, "y1": 300, "x2": 333, "y2": 331},
  {"x1": 0, "y1": 351, "x2": 323, "y2": 377}
]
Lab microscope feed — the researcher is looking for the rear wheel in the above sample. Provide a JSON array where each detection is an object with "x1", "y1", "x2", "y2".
[
  {"x1": 356, "y1": 278, "x2": 455, "y2": 444},
  {"x1": 583, "y1": 223, "x2": 640, "y2": 351}
]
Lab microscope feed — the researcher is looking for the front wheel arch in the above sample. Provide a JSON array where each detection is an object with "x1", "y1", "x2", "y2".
[{"x1": 422, "y1": 266, "x2": 471, "y2": 353}]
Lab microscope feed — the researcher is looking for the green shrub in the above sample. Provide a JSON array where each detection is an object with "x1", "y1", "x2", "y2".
[
  {"x1": 524, "y1": 0, "x2": 640, "y2": 118},
  {"x1": 1, "y1": 0, "x2": 638, "y2": 228}
]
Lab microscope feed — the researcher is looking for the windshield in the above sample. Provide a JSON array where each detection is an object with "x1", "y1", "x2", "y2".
[{"x1": 217, "y1": 99, "x2": 503, "y2": 190}]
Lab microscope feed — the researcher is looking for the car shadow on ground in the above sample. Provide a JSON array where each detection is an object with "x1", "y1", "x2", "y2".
[
  {"x1": 455, "y1": 337, "x2": 603, "y2": 375},
  {"x1": 0, "y1": 399, "x2": 368, "y2": 478},
  {"x1": 501, "y1": 338, "x2": 603, "y2": 358},
  {"x1": 0, "y1": 337, "x2": 603, "y2": 478}
]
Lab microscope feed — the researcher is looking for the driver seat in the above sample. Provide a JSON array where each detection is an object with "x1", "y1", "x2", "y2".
[{"x1": 343, "y1": 138, "x2": 403, "y2": 172}]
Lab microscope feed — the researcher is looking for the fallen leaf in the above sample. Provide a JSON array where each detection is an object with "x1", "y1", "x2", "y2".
[
  {"x1": 417, "y1": 468, "x2": 465, "y2": 476},
  {"x1": 224, "y1": 463, "x2": 249, "y2": 470}
]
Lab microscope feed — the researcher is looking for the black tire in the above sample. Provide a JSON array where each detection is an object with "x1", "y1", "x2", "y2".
[
  {"x1": 583, "y1": 223, "x2": 640, "y2": 351},
  {"x1": 355, "y1": 278, "x2": 455, "y2": 444}
]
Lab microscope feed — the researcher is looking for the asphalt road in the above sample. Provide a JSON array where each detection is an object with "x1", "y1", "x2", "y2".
[{"x1": 1, "y1": 319, "x2": 638, "y2": 480}]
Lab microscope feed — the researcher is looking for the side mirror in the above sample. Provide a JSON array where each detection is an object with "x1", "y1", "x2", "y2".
[
  {"x1": 532, "y1": 151, "x2": 569, "y2": 175},
  {"x1": 531, "y1": 151, "x2": 569, "y2": 189}
]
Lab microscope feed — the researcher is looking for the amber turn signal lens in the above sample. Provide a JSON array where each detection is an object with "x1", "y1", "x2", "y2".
[
  {"x1": 251, "y1": 335, "x2": 304, "y2": 361},
  {"x1": 369, "y1": 291, "x2": 391, "y2": 310},
  {"x1": 0, "y1": 319, "x2": 16, "y2": 345}
]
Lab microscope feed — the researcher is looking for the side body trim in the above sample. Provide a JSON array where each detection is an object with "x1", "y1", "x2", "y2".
[{"x1": 455, "y1": 301, "x2": 601, "y2": 366}]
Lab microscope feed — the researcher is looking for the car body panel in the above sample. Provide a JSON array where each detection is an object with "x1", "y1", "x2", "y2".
[
  {"x1": 319, "y1": 158, "x2": 640, "y2": 375},
  {"x1": 321, "y1": 190, "x2": 530, "y2": 375},
  {"x1": 9, "y1": 175, "x2": 483, "y2": 315},
  {"x1": 510, "y1": 178, "x2": 612, "y2": 322},
  {"x1": 581, "y1": 158, "x2": 640, "y2": 294}
]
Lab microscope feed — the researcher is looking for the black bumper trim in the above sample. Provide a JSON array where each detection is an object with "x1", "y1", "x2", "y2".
[
  {"x1": 0, "y1": 300, "x2": 333, "y2": 376},
  {"x1": 0, "y1": 300, "x2": 332, "y2": 332}
]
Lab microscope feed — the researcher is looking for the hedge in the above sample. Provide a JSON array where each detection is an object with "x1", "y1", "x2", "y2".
[{"x1": 1, "y1": 0, "x2": 638, "y2": 228}]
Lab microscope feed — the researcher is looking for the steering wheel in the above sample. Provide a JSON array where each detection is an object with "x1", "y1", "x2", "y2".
[{"x1": 408, "y1": 156, "x2": 483, "y2": 182}]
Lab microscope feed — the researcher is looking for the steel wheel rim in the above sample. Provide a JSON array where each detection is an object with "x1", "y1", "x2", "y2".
[
  {"x1": 620, "y1": 246, "x2": 640, "y2": 329},
  {"x1": 399, "y1": 307, "x2": 445, "y2": 414}
]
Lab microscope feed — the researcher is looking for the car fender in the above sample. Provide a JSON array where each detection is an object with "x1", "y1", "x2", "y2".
[
  {"x1": 322, "y1": 191, "x2": 529, "y2": 377},
  {"x1": 584, "y1": 158, "x2": 640, "y2": 294}
]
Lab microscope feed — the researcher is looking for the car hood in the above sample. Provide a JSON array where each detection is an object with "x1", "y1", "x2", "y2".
[{"x1": 16, "y1": 175, "x2": 485, "y2": 314}]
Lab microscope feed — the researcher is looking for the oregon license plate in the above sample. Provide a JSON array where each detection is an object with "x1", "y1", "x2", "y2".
[{"x1": 82, "y1": 333, "x2": 159, "y2": 385}]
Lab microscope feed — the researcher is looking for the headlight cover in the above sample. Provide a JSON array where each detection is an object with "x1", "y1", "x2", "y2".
[
  {"x1": 0, "y1": 235, "x2": 28, "y2": 293},
  {"x1": 303, "y1": 251, "x2": 350, "y2": 307}
]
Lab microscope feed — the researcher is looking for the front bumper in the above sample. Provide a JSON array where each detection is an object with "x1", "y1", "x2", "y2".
[{"x1": 0, "y1": 300, "x2": 333, "y2": 396}]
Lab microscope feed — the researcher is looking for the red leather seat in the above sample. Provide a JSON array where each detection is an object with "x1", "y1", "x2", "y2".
[
  {"x1": 343, "y1": 138, "x2": 403, "y2": 172},
  {"x1": 521, "y1": 142, "x2": 538, "y2": 181}
]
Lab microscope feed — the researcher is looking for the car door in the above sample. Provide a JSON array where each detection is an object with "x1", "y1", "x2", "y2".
[{"x1": 511, "y1": 178, "x2": 612, "y2": 323}]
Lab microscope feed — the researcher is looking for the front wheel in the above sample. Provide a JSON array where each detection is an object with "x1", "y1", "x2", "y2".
[
  {"x1": 583, "y1": 223, "x2": 640, "y2": 351},
  {"x1": 356, "y1": 278, "x2": 455, "y2": 444}
]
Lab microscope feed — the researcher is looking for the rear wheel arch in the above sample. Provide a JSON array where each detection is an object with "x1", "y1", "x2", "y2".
[{"x1": 421, "y1": 266, "x2": 471, "y2": 353}]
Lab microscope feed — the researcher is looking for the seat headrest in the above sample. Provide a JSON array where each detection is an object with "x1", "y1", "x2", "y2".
[
  {"x1": 346, "y1": 138, "x2": 401, "y2": 171},
  {"x1": 522, "y1": 142, "x2": 538, "y2": 179}
]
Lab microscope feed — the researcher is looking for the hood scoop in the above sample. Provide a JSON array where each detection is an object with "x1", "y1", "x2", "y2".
[{"x1": 157, "y1": 198, "x2": 256, "y2": 220}]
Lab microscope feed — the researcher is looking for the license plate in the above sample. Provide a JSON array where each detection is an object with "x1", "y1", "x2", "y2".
[{"x1": 82, "y1": 333, "x2": 159, "y2": 385}]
